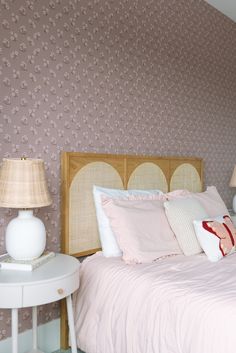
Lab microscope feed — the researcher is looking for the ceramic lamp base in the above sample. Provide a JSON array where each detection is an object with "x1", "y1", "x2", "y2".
[
  {"x1": 233, "y1": 195, "x2": 236, "y2": 214},
  {"x1": 6, "y1": 210, "x2": 46, "y2": 261}
]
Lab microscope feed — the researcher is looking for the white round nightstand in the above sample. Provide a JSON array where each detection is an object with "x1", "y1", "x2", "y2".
[{"x1": 0, "y1": 253, "x2": 80, "y2": 353}]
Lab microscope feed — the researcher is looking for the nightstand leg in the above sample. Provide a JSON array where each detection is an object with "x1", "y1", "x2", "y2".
[
  {"x1": 66, "y1": 295, "x2": 77, "y2": 353},
  {"x1": 28, "y1": 306, "x2": 44, "y2": 352},
  {"x1": 11, "y1": 308, "x2": 18, "y2": 353},
  {"x1": 32, "y1": 306, "x2": 37, "y2": 349}
]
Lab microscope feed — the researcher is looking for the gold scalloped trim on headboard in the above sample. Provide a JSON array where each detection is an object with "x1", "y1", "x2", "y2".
[{"x1": 61, "y1": 152, "x2": 203, "y2": 257}]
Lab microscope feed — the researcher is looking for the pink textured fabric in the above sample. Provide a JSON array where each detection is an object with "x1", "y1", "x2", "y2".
[
  {"x1": 74, "y1": 252, "x2": 236, "y2": 353},
  {"x1": 191, "y1": 186, "x2": 229, "y2": 217},
  {"x1": 102, "y1": 198, "x2": 181, "y2": 264},
  {"x1": 161, "y1": 189, "x2": 191, "y2": 201}
]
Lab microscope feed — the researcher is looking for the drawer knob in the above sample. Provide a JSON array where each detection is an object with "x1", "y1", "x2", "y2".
[{"x1": 57, "y1": 288, "x2": 64, "y2": 295}]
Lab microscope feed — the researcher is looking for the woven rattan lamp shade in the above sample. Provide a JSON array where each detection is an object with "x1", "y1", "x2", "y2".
[{"x1": 0, "y1": 158, "x2": 52, "y2": 208}]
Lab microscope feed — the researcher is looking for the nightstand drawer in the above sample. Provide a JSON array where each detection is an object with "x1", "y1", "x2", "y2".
[
  {"x1": 0, "y1": 286, "x2": 22, "y2": 308},
  {"x1": 22, "y1": 271, "x2": 79, "y2": 307}
]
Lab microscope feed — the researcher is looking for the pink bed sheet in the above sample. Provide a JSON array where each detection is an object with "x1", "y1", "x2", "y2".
[{"x1": 73, "y1": 252, "x2": 236, "y2": 353}]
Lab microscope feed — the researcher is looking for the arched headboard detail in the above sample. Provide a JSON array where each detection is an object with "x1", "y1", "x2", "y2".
[
  {"x1": 170, "y1": 163, "x2": 202, "y2": 192},
  {"x1": 61, "y1": 152, "x2": 203, "y2": 257},
  {"x1": 69, "y1": 162, "x2": 123, "y2": 255},
  {"x1": 128, "y1": 162, "x2": 168, "y2": 192}
]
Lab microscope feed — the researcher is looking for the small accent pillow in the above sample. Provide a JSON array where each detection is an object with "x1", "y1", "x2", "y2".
[
  {"x1": 193, "y1": 215, "x2": 236, "y2": 262},
  {"x1": 93, "y1": 186, "x2": 163, "y2": 257},
  {"x1": 102, "y1": 198, "x2": 182, "y2": 264},
  {"x1": 164, "y1": 198, "x2": 208, "y2": 256},
  {"x1": 191, "y1": 186, "x2": 229, "y2": 217}
]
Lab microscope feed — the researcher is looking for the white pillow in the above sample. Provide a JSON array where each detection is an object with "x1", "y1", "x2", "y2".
[
  {"x1": 164, "y1": 198, "x2": 208, "y2": 256},
  {"x1": 93, "y1": 185, "x2": 163, "y2": 257},
  {"x1": 193, "y1": 215, "x2": 236, "y2": 262}
]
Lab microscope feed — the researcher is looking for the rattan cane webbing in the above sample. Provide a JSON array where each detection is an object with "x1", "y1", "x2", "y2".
[
  {"x1": 128, "y1": 162, "x2": 168, "y2": 192},
  {"x1": 170, "y1": 163, "x2": 202, "y2": 192},
  {"x1": 69, "y1": 161, "x2": 123, "y2": 254}
]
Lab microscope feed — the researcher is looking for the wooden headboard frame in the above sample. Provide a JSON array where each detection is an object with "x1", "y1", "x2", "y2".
[{"x1": 60, "y1": 151, "x2": 203, "y2": 348}]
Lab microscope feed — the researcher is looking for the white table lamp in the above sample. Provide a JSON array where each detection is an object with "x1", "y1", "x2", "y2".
[
  {"x1": 0, "y1": 158, "x2": 52, "y2": 260},
  {"x1": 229, "y1": 165, "x2": 236, "y2": 213}
]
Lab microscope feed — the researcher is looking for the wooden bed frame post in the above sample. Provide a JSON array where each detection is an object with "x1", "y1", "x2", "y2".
[{"x1": 60, "y1": 300, "x2": 69, "y2": 349}]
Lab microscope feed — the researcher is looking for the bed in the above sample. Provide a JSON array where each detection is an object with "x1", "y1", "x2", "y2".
[
  {"x1": 73, "y1": 252, "x2": 236, "y2": 353},
  {"x1": 60, "y1": 152, "x2": 236, "y2": 353}
]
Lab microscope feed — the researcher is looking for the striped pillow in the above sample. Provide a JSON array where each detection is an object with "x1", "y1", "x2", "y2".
[{"x1": 164, "y1": 198, "x2": 208, "y2": 256}]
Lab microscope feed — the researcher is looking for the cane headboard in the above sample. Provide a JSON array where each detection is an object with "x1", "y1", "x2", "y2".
[{"x1": 60, "y1": 152, "x2": 203, "y2": 257}]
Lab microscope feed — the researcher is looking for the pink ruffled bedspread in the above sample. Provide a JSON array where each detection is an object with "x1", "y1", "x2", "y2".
[{"x1": 73, "y1": 252, "x2": 236, "y2": 353}]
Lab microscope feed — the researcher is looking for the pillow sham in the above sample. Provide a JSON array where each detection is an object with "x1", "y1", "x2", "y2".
[
  {"x1": 163, "y1": 189, "x2": 191, "y2": 200},
  {"x1": 93, "y1": 185, "x2": 163, "y2": 257},
  {"x1": 191, "y1": 186, "x2": 229, "y2": 217},
  {"x1": 193, "y1": 215, "x2": 236, "y2": 262},
  {"x1": 102, "y1": 198, "x2": 182, "y2": 264},
  {"x1": 164, "y1": 198, "x2": 208, "y2": 256}
]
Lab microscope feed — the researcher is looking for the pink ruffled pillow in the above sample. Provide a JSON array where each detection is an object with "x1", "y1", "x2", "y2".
[
  {"x1": 191, "y1": 186, "x2": 229, "y2": 217},
  {"x1": 161, "y1": 189, "x2": 191, "y2": 201},
  {"x1": 162, "y1": 187, "x2": 228, "y2": 218},
  {"x1": 102, "y1": 198, "x2": 181, "y2": 264}
]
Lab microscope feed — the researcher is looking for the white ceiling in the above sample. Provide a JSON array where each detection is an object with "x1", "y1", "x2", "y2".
[{"x1": 205, "y1": 0, "x2": 236, "y2": 23}]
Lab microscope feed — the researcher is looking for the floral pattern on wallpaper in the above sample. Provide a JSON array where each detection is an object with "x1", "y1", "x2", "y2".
[{"x1": 0, "y1": 0, "x2": 236, "y2": 340}]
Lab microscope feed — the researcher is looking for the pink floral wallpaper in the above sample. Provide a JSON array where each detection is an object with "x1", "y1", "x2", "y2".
[{"x1": 0, "y1": 0, "x2": 236, "y2": 341}]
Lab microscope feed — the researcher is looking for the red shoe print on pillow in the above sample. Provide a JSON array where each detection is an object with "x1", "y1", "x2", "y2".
[
  {"x1": 223, "y1": 215, "x2": 236, "y2": 245},
  {"x1": 202, "y1": 216, "x2": 236, "y2": 257}
]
